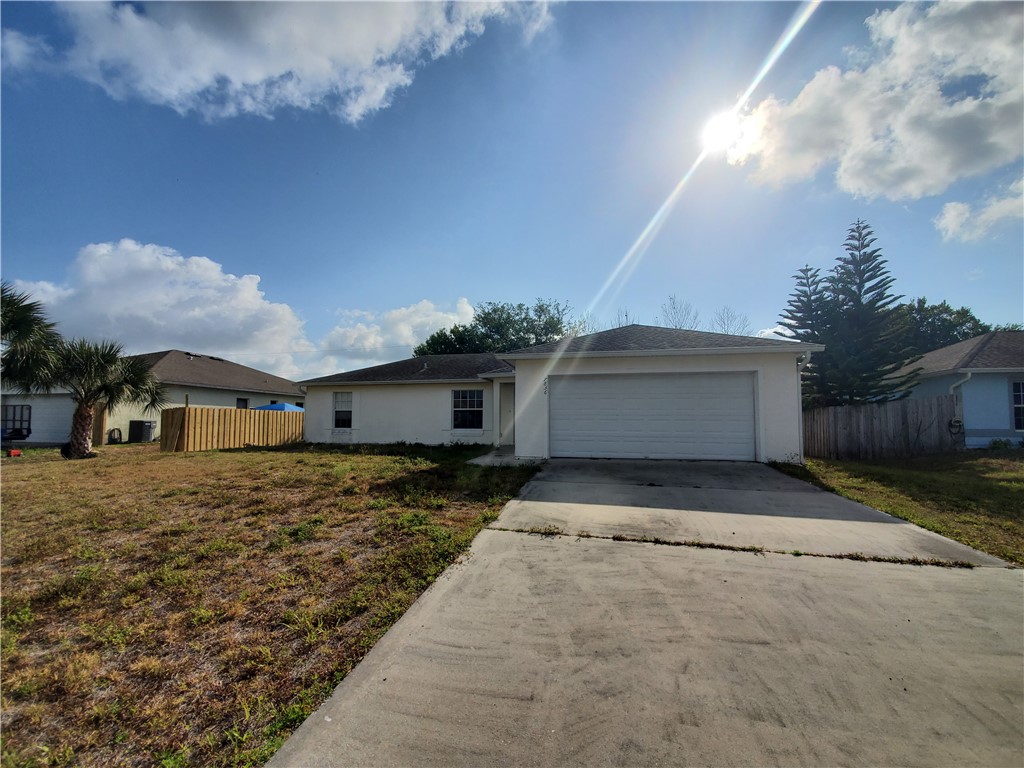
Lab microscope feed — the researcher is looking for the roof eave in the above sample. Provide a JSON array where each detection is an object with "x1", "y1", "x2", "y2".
[
  {"x1": 303, "y1": 377, "x2": 491, "y2": 387},
  {"x1": 501, "y1": 344, "x2": 824, "y2": 361},
  {"x1": 915, "y1": 366, "x2": 1024, "y2": 378},
  {"x1": 158, "y1": 379, "x2": 305, "y2": 396}
]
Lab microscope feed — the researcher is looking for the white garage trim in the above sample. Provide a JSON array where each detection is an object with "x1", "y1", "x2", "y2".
[{"x1": 548, "y1": 372, "x2": 756, "y2": 461}]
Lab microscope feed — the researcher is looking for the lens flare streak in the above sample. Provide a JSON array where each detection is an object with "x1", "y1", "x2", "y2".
[
  {"x1": 516, "y1": 2, "x2": 822, "y2": 438},
  {"x1": 585, "y1": 0, "x2": 821, "y2": 322}
]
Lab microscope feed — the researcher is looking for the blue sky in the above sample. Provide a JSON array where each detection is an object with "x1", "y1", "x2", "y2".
[{"x1": 2, "y1": 1, "x2": 1021, "y2": 378}]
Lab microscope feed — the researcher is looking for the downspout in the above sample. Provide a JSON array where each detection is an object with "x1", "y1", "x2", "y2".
[
  {"x1": 947, "y1": 371, "x2": 970, "y2": 445},
  {"x1": 947, "y1": 371, "x2": 971, "y2": 394}
]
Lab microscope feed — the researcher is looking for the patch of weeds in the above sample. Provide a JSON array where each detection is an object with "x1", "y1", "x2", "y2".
[
  {"x1": 73, "y1": 543, "x2": 106, "y2": 561},
  {"x1": 281, "y1": 608, "x2": 327, "y2": 644},
  {"x1": 286, "y1": 515, "x2": 324, "y2": 543},
  {"x1": 528, "y1": 524, "x2": 564, "y2": 537},
  {"x1": 36, "y1": 565, "x2": 109, "y2": 604},
  {"x1": 156, "y1": 746, "x2": 190, "y2": 768},
  {"x1": 195, "y1": 537, "x2": 245, "y2": 559},
  {"x1": 3, "y1": 603, "x2": 34, "y2": 631},
  {"x1": 396, "y1": 510, "x2": 431, "y2": 530},
  {"x1": 151, "y1": 562, "x2": 196, "y2": 590},
  {"x1": 83, "y1": 621, "x2": 135, "y2": 651},
  {"x1": 365, "y1": 497, "x2": 391, "y2": 511},
  {"x1": 267, "y1": 571, "x2": 301, "y2": 590},
  {"x1": 190, "y1": 606, "x2": 222, "y2": 626},
  {"x1": 332, "y1": 548, "x2": 352, "y2": 566}
]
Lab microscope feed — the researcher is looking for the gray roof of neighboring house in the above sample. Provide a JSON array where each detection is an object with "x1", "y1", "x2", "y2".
[
  {"x1": 301, "y1": 353, "x2": 514, "y2": 386},
  {"x1": 131, "y1": 350, "x2": 305, "y2": 396},
  {"x1": 898, "y1": 331, "x2": 1024, "y2": 377},
  {"x1": 501, "y1": 324, "x2": 819, "y2": 358}
]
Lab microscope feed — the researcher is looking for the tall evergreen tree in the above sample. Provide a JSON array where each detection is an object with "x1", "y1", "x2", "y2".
[
  {"x1": 780, "y1": 266, "x2": 835, "y2": 406},
  {"x1": 780, "y1": 221, "x2": 919, "y2": 406}
]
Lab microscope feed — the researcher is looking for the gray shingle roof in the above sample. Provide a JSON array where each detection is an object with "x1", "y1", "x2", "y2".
[
  {"x1": 899, "y1": 331, "x2": 1024, "y2": 376},
  {"x1": 302, "y1": 353, "x2": 514, "y2": 386},
  {"x1": 131, "y1": 350, "x2": 305, "y2": 396},
  {"x1": 502, "y1": 324, "x2": 815, "y2": 357}
]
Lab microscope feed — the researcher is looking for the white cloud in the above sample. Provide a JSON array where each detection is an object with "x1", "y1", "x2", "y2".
[
  {"x1": 15, "y1": 239, "x2": 315, "y2": 378},
  {"x1": 10, "y1": 2, "x2": 549, "y2": 124},
  {"x1": 13, "y1": 239, "x2": 476, "y2": 380},
  {"x1": 934, "y1": 177, "x2": 1024, "y2": 242},
  {"x1": 320, "y1": 298, "x2": 475, "y2": 371},
  {"x1": 756, "y1": 325, "x2": 794, "y2": 341},
  {"x1": 1, "y1": 29, "x2": 52, "y2": 72},
  {"x1": 730, "y1": 2, "x2": 1023, "y2": 204}
]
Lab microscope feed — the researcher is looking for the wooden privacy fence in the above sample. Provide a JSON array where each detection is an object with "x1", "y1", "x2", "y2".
[
  {"x1": 160, "y1": 407, "x2": 304, "y2": 452},
  {"x1": 803, "y1": 394, "x2": 964, "y2": 460}
]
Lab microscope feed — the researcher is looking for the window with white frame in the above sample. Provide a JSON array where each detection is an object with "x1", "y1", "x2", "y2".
[
  {"x1": 334, "y1": 392, "x2": 353, "y2": 429},
  {"x1": 1013, "y1": 382, "x2": 1024, "y2": 431},
  {"x1": 452, "y1": 389, "x2": 483, "y2": 429}
]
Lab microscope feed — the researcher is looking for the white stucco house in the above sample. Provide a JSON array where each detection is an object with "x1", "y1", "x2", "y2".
[
  {"x1": 899, "y1": 331, "x2": 1024, "y2": 449},
  {"x1": 302, "y1": 325, "x2": 824, "y2": 463},
  {"x1": 1, "y1": 350, "x2": 305, "y2": 446}
]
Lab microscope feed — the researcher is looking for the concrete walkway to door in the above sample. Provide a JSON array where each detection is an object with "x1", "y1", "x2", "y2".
[{"x1": 268, "y1": 460, "x2": 1022, "y2": 767}]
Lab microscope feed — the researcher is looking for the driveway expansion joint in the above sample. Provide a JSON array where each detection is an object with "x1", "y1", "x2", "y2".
[{"x1": 488, "y1": 525, "x2": 979, "y2": 568}]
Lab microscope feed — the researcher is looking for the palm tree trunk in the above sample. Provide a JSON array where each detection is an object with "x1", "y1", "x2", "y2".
[{"x1": 69, "y1": 402, "x2": 95, "y2": 459}]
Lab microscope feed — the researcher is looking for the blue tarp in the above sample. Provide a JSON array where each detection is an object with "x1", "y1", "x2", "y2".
[{"x1": 252, "y1": 403, "x2": 304, "y2": 411}]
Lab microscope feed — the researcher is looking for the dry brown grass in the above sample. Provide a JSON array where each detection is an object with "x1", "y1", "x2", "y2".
[{"x1": 1, "y1": 443, "x2": 537, "y2": 767}]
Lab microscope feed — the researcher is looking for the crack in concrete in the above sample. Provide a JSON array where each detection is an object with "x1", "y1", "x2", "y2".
[{"x1": 489, "y1": 526, "x2": 977, "y2": 569}]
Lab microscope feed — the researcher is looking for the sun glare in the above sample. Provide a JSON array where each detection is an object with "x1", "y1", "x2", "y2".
[{"x1": 702, "y1": 111, "x2": 742, "y2": 154}]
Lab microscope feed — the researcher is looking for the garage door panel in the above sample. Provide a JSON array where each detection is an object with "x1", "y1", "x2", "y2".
[{"x1": 549, "y1": 373, "x2": 755, "y2": 461}]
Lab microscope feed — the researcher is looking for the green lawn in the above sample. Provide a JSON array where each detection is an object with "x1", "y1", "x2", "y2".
[
  {"x1": 1, "y1": 443, "x2": 538, "y2": 768},
  {"x1": 774, "y1": 450, "x2": 1024, "y2": 566}
]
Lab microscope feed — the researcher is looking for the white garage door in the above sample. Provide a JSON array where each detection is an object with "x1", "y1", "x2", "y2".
[{"x1": 549, "y1": 373, "x2": 756, "y2": 460}]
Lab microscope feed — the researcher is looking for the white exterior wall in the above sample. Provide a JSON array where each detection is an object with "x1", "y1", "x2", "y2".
[
  {"x1": 304, "y1": 382, "x2": 497, "y2": 446},
  {"x1": 513, "y1": 352, "x2": 805, "y2": 462},
  {"x1": 0, "y1": 392, "x2": 77, "y2": 444}
]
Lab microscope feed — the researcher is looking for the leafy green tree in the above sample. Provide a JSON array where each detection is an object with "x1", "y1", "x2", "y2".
[
  {"x1": 1, "y1": 280, "x2": 61, "y2": 389},
  {"x1": 33, "y1": 339, "x2": 167, "y2": 459},
  {"x1": 781, "y1": 220, "x2": 919, "y2": 406},
  {"x1": 892, "y1": 298, "x2": 992, "y2": 357},
  {"x1": 414, "y1": 300, "x2": 577, "y2": 355}
]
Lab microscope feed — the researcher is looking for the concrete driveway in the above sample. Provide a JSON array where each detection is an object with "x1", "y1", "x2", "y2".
[
  {"x1": 497, "y1": 459, "x2": 1006, "y2": 565},
  {"x1": 270, "y1": 460, "x2": 1023, "y2": 767}
]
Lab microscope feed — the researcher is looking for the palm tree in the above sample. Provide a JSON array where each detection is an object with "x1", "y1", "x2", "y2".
[
  {"x1": 45, "y1": 339, "x2": 167, "y2": 459},
  {"x1": 1, "y1": 280, "x2": 60, "y2": 389}
]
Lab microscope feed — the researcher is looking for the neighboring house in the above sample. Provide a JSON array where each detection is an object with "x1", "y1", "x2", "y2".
[
  {"x1": 1, "y1": 350, "x2": 306, "y2": 446},
  {"x1": 899, "y1": 331, "x2": 1024, "y2": 449},
  {"x1": 302, "y1": 325, "x2": 823, "y2": 463}
]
